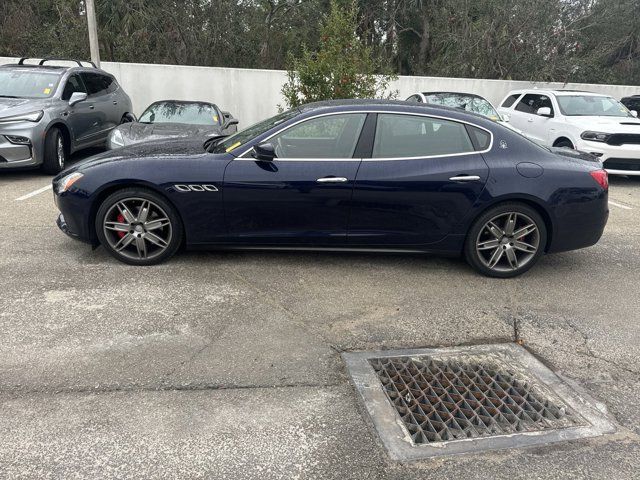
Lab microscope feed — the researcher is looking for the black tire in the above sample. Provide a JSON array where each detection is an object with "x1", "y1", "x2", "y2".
[
  {"x1": 42, "y1": 127, "x2": 67, "y2": 175},
  {"x1": 95, "y1": 187, "x2": 183, "y2": 266},
  {"x1": 554, "y1": 139, "x2": 574, "y2": 149},
  {"x1": 464, "y1": 202, "x2": 548, "y2": 278}
]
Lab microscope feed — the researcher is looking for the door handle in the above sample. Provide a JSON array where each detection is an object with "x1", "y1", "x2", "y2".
[
  {"x1": 527, "y1": 118, "x2": 534, "y2": 122},
  {"x1": 89, "y1": 105, "x2": 95, "y2": 110},
  {"x1": 449, "y1": 175, "x2": 481, "y2": 182},
  {"x1": 113, "y1": 101, "x2": 118, "y2": 105},
  {"x1": 316, "y1": 177, "x2": 348, "y2": 183}
]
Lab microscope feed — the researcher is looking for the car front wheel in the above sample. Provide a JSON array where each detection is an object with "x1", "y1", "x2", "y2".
[
  {"x1": 464, "y1": 203, "x2": 547, "y2": 278},
  {"x1": 42, "y1": 127, "x2": 67, "y2": 174},
  {"x1": 95, "y1": 188, "x2": 183, "y2": 266}
]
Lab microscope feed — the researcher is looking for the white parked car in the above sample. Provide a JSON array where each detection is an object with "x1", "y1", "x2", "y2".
[
  {"x1": 498, "y1": 89, "x2": 640, "y2": 176},
  {"x1": 406, "y1": 91, "x2": 527, "y2": 136}
]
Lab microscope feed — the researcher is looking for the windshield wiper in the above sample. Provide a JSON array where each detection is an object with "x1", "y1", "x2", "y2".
[
  {"x1": 203, "y1": 135, "x2": 227, "y2": 152},
  {"x1": 0, "y1": 95, "x2": 19, "y2": 98}
]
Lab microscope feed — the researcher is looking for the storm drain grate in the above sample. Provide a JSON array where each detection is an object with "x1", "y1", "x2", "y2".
[
  {"x1": 370, "y1": 355, "x2": 582, "y2": 444},
  {"x1": 343, "y1": 345, "x2": 616, "y2": 460}
]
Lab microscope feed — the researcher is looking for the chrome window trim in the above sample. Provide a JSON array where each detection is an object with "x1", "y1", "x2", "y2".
[{"x1": 235, "y1": 109, "x2": 493, "y2": 161}]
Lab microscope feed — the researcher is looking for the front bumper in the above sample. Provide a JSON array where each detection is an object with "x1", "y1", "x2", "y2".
[
  {"x1": 576, "y1": 139, "x2": 640, "y2": 176},
  {"x1": 0, "y1": 122, "x2": 43, "y2": 169},
  {"x1": 56, "y1": 212, "x2": 78, "y2": 239}
]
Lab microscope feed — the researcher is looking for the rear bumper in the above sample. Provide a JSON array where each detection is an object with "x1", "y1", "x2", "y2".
[{"x1": 547, "y1": 193, "x2": 609, "y2": 253}]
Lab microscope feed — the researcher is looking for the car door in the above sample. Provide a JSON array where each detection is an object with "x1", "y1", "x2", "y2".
[
  {"x1": 60, "y1": 74, "x2": 94, "y2": 145},
  {"x1": 100, "y1": 74, "x2": 124, "y2": 128},
  {"x1": 222, "y1": 113, "x2": 368, "y2": 245},
  {"x1": 79, "y1": 72, "x2": 111, "y2": 143},
  {"x1": 348, "y1": 112, "x2": 490, "y2": 246}
]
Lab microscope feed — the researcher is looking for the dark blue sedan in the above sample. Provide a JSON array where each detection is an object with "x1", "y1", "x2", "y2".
[{"x1": 53, "y1": 100, "x2": 609, "y2": 277}]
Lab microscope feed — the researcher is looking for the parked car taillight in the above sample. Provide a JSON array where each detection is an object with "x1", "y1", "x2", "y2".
[{"x1": 590, "y1": 169, "x2": 609, "y2": 190}]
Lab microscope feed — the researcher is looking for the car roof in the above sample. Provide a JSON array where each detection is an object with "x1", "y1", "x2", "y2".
[
  {"x1": 506, "y1": 89, "x2": 608, "y2": 98},
  {"x1": 296, "y1": 99, "x2": 496, "y2": 125},
  {"x1": 419, "y1": 91, "x2": 487, "y2": 99},
  {"x1": 146, "y1": 100, "x2": 218, "y2": 107},
  {"x1": 0, "y1": 62, "x2": 112, "y2": 77}
]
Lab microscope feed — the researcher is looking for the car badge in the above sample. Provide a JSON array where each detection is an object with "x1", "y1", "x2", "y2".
[{"x1": 499, "y1": 140, "x2": 508, "y2": 149}]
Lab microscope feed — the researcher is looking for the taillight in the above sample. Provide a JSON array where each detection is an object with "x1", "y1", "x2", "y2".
[{"x1": 590, "y1": 169, "x2": 608, "y2": 190}]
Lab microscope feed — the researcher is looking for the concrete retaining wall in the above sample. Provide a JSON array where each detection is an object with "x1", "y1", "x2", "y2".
[{"x1": 2, "y1": 57, "x2": 639, "y2": 127}]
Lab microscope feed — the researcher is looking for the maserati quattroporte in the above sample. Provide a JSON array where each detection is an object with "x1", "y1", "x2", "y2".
[{"x1": 53, "y1": 100, "x2": 609, "y2": 277}]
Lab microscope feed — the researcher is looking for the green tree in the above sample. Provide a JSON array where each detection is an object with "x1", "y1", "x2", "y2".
[{"x1": 281, "y1": 0, "x2": 396, "y2": 109}]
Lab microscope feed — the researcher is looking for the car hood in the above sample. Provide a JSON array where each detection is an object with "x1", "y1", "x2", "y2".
[
  {"x1": 564, "y1": 116, "x2": 640, "y2": 133},
  {"x1": 116, "y1": 122, "x2": 224, "y2": 144},
  {"x1": 0, "y1": 97, "x2": 50, "y2": 118},
  {"x1": 68, "y1": 137, "x2": 215, "y2": 173}
]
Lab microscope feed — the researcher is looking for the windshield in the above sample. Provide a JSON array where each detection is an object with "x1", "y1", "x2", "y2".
[
  {"x1": 557, "y1": 95, "x2": 633, "y2": 117},
  {"x1": 423, "y1": 93, "x2": 500, "y2": 120},
  {"x1": 211, "y1": 109, "x2": 299, "y2": 154},
  {"x1": 139, "y1": 102, "x2": 221, "y2": 125},
  {"x1": 0, "y1": 69, "x2": 61, "y2": 98}
]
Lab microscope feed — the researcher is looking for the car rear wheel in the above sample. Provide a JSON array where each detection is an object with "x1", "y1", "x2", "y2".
[
  {"x1": 95, "y1": 188, "x2": 183, "y2": 266},
  {"x1": 464, "y1": 203, "x2": 547, "y2": 278},
  {"x1": 554, "y1": 139, "x2": 574, "y2": 149},
  {"x1": 42, "y1": 127, "x2": 67, "y2": 175}
]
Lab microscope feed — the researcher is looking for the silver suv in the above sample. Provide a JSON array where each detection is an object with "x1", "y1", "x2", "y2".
[{"x1": 0, "y1": 58, "x2": 134, "y2": 174}]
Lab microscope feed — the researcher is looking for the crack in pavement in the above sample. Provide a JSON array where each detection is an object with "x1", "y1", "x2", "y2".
[
  {"x1": 0, "y1": 381, "x2": 344, "y2": 398},
  {"x1": 564, "y1": 318, "x2": 640, "y2": 377}
]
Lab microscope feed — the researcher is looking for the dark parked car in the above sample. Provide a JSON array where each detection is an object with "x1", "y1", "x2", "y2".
[
  {"x1": 620, "y1": 95, "x2": 640, "y2": 115},
  {"x1": 53, "y1": 100, "x2": 609, "y2": 277},
  {"x1": 107, "y1": 100, "x2": 238, "y2": 149},
  {"x1": 0, "y1": 57, "x2": 133, "y2": 173}
]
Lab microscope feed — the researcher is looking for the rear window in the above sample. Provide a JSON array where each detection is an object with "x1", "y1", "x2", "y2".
[
  {"x1": 373, "y1": 114, "x2": 475, "y2": 158},
  {"x1": 501, "y1": 94, "x2": 521, "y2": 108}
]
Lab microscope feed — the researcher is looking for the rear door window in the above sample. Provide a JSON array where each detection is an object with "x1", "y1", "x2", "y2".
[
  {"x1": 81, "y1": 72, "x2": 110, "y2": 97},
  {"x1": 372, "y1": 114, "x2": 475, "y2": 158}
]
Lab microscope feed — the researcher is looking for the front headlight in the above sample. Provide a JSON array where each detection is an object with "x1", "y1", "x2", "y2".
[
  {"x1": 581, "y1": 131, "x2": 611, "y2": 143},
  {"x1": 0, "y1": 111, "x2": 44, "y2": 123},
  {"x1": 109, "y1": 129, "x2": 125, "y2": 149},
  {"x1": 56, "y1": 172, "x2": 84, "y2": 194}
]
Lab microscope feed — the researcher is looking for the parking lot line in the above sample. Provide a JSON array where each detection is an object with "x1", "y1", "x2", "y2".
[
  {"x1": 15, "y1": 184, "x2": 52, "y2": 202},
  {"x1": 609, "y1": 200, "x2": 633, "y2": 210}
]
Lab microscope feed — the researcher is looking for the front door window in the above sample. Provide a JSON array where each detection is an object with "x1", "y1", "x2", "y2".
[{"x1": 269, "y1": 113, "x2": 367, "y2": 159}]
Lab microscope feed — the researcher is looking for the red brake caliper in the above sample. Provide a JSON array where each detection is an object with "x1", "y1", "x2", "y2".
[{"x1": 117, "y1": 214, "x2": 126, "y2": 238}]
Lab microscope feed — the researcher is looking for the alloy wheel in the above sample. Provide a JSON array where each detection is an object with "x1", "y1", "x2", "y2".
[
  {"x1": 57, "y1": 136, "x2": 65, "y2": 169},
  {"x1": 102, "y1": 198, "x2": 172, "y2": 261},
  {"x1": 475, "y1": 212, "x2": 540, "y2": 273}
]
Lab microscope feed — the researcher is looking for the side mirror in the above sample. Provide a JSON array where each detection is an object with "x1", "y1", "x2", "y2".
[
  {"x1": 252, "y1": 142, "x2": 276, "y2": 161},
  {"x1": 224, "y1": 118, "x2": 239, "y2": 128},
  {"x1": 536, "y1": 107, "x2": 553, "y2": 117},
  {"x1": 69, "y1": 91, "x2": 87, "y2": 106},
  {"x1": 632, "y1": 110, "x2": 638, "y2": 118},
  {"x1": 501, "y1": 113, "x2": 510, "y2": 123}
]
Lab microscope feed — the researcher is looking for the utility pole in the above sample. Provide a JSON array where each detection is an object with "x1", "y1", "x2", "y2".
[{"x1": 85, "y1": 0, "x2": 101, "y2": 67}]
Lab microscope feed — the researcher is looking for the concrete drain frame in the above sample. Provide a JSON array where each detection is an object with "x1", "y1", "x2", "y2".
[{"x1": 343, "y1": 344, "x2": 616, "y2": 460}]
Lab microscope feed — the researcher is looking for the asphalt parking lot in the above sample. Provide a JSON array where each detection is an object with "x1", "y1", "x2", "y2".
[{"x1": 1, "y1": 150, "x2": 639, "y2": 479}]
